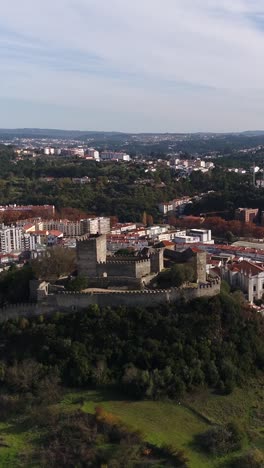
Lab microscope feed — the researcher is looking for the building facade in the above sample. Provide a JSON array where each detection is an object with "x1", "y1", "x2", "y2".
[
  {"x1": 235, "y1": 208, "x2": 259, "y2": 223},
  {"x1": 221, "y1": 259, "x2": 264, "y2": 303},
  {"x1": 0, "y1": 227, "x2": 40, "y2": 253}
]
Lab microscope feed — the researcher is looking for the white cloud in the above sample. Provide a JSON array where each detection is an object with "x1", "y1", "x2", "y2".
[{"x1": 1, "y1": 0, "x2": 264, "y2": 130}]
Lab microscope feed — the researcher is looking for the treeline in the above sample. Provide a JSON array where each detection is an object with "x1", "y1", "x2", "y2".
[
  {"x1": 169, "y1": 215, "x2": 264, "y2": 240},
  {"x1": 0, "y1": 292, "x2": 263, "y2": 399},
  {"x1": 1, "y1": 147, "x2": 264, "y2": 223}
]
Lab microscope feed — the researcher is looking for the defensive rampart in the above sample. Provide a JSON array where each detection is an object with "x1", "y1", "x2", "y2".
[{"x1": 0, "y1": 280, "x2": 220, "y2": 323}]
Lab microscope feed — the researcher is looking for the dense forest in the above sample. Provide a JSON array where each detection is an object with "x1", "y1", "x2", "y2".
[{"x1": 1, "y1": 291, "x2": 263, "y2": 399}]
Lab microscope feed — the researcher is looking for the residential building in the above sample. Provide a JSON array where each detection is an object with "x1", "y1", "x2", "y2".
[
  {"x1": 173, "y1": 235, "x2": 201, "y2": 244},
  {"x1": 158, "y1": 197, "x2": 192, "y2": 215},
  {"x1": 235, "y1": 208, "x2": 259, "y2": 223},
  {"x1": 41, "y1": 217, "x2": 111, "y2": 237},
  {"x1": 0, "y1": 226, "x2": 40, "y2": 253},
  {"x1": 100, "y1": 151, "x2": 131, "y2": 162},
  {"x1": 87, "y1": 148, "x2": 100, "y2": 160},
  {"x1": 188, "y1": 229, "x2": 213, "y2": 244}
]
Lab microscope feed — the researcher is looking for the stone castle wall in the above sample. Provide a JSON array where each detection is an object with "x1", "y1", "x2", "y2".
[{"x1": 0, "y1": 281, "x2": 221, "y2": 323}]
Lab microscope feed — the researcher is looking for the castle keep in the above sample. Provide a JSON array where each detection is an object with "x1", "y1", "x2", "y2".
[{"x1": 76, "y1": 234, "x2": 164, "y2": 288}]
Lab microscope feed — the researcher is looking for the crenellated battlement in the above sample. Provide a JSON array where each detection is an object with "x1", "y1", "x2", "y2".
[
  {"x1": 77, "y1": 233, "x2": 102, "y2": 243},
  {"x1": 98, "y1": 258, "x2": 150, "y2": 266},
  {"x1": 57, "y1": 288, "x2": 171, "y2": 295},
  {"x1": 199, "y1": 280, "x2": 220, "y2": 289}
]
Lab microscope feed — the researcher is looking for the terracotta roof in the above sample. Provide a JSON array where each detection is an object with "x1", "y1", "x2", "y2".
[
  {"x1": 189, "y1": 247, "x2": 203, "y2": 253},
  {"x1": 34, "y1": 230, "x2": 49, "y2": 235},
  {"x1": 49, "y1": 230, "x2": 64, "y2": 237},
  {"x1": 160, "y1": 240, "x2": 175, "y2": 246},
  {"x1": 229, "y1": 260, "x2": 264, "y2": 277},
  {"x1": 23, "y1": 223, "x2": 35, "y2": 231}
]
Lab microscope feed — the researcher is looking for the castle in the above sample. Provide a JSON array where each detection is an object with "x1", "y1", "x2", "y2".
[
  {"x1": 76, "y1": 234, "x2": 164, "y2": 289},
  {"x1": 0, "y1": 234, "x2": 221, "y2": 322}
]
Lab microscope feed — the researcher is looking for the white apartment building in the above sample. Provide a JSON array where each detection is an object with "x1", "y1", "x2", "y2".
[
  {"x1": 87, "y1": 148, "x2": 100, "y2": 160},
  {"x1": 100, "y1": 151, "x2": 131, "y2": 162},
  {"x1": 158, "y1": 197, "x2": 192, "y2": 215},
  {"x1": 0, "y1": 227, "x2": 40, "y2": 253},
  {"x1": 173, "y1": 235, "x2": 201, "y2": 245},
  {"x1": 0, "y1": 227, "x2": 23, "y2": 253},
  {"x1": 145, "y1": 226, "x2": 168, "y2": 238},
  {"x1": 41, "y1": 217, "x2": 111, "y2": 237},
  {"x1": 111, "y1": 223, "x2": 137, "y2": 235},
  {"x1": 23, "y1": 233, "x2": 41, "y2": 251},
  {"x1": 188, "y1": 229, "x2": 213, "y2": 244},
  {"x1": 42, "y1": 220, "x2": 82, "y2": 237}
]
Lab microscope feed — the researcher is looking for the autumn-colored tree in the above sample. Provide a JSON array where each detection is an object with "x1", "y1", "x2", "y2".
[
  {"x1": 56, "y1": 207, "x2": 88, "y2": 221},
  {"x1": 110, "y1": 216, "x2": 119, "y2": 227},
  {"x1": 146, "y1": 214, "x2": 154, "y2": 226},
  {"x1": 168, "y1": 215, "x2": 177, "y2": 227},
  {"x1": 142, "y1": 211, "x2": 147, "y2": 225}
]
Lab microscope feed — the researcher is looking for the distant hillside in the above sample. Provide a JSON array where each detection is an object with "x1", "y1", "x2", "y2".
[{"x1": 2, "y1": 128, "x2": 264, "y2": 155}]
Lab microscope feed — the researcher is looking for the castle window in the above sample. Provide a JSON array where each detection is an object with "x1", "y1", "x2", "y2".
[
  {"x1": 262, "y1": 283, "x2": 264, "y2": 289},
  {"x1": 253, "y1": 285, "x2": 256, "y2": 292}
]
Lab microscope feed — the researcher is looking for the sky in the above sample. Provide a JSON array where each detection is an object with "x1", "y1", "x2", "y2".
[{"x1": 1, "y1": 0, "x2": 264, "y2": 132}]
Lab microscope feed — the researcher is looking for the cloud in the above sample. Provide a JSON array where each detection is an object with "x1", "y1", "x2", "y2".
[{"x1": 1, "y1": 0, "x2": 264, "y2": 131}]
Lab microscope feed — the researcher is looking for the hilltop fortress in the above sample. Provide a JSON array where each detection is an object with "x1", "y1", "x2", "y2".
[
  {"x1": 76, "y1": 234, "x2": 164, "y2": 289},
  {"x1": 0, "y1": 234, "x2": 221, "y2": 322}
]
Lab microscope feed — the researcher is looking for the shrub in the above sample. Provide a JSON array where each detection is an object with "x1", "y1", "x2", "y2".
[
  {"x1": 0, "y1": 394, "x2": 25, "y2": 420},
  {"x1": 196, "y1": 423, "x2": 243, "y2": 455},
  {"x1": 231, "y1": 449, "x2": 264, "y2": 468}
]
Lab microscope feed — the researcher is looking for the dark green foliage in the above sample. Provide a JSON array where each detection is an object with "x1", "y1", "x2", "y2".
[
  {"x1": 195, "y1": 422, "x2": 244, "y2": 455},
  {"x1": 0, "y1": 265, "x2": 34, "y2": 305},
  {"x1": 156, "y1": 264, "x2": 195, "y2": 288},
  {"x1": 0, "y1": 293, "x2": 263, "y2": 400},
  {"x1": 66, "y1": 275, "x2": 88, "y2": 291},
  {"x1": 230, "y1": 449, "x2": 264, "y2": 468}
]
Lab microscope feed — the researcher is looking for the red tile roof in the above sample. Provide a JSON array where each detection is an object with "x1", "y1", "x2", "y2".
[
  {"x1": 49, "y1": 230, "x2": 64, "y2": 237},
  {"x1": 229, "y1": 260, "x2": 264, "y2": 277},
  {"x1": 160, "y1": 240, "x2": 175, "y2": 246}
]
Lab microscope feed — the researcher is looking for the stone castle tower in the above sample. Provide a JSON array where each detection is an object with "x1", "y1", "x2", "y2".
[
  {"x1": 77, "y1": 234, "x2": 106, "y2": 278},
  {"x1": 150, "y1": 249, "x2": 164, "y2": 273},
  {"x1": 194, "y1": 251, "x2": 207, "y2": 283}
]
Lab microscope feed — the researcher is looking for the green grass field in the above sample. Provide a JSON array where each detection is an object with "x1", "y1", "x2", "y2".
[{"x1": 0, "y1": 379, "x2": 264, "y2": 467}]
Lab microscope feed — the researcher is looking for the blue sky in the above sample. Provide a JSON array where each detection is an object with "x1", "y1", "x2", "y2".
[{"x1": 1, "y1": 0, "x2": 264, "y2": 132}]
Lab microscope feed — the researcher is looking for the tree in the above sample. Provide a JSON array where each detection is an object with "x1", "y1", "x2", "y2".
[
  {"x1": 226, "y1": 231, "x2": 235, "y2": 243},
  {"x1": 146, "y1": 214, "x2": 154, "y2": 226},
  {"x1": 196, "y1": 424, "x2": 243, "y2": 455},
  {"x1": 157, "y1": 264, "x2": 195, "y2": 288},
  {"x1": 142, "y1": 211, "x2": 147, "y2": 225},
  {"x1": 67, "y1": 276, "x2": 88, "y2": 292},
  {"x1": 31, "y1": 247, "x2": 76, "y2": 280}
]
